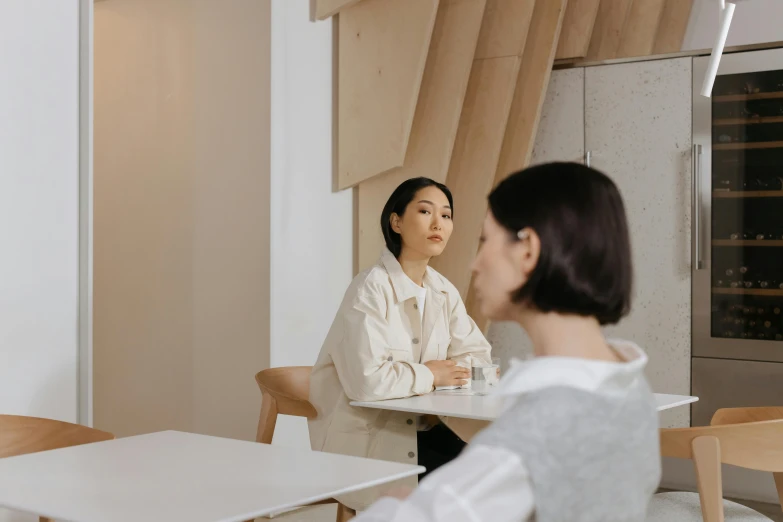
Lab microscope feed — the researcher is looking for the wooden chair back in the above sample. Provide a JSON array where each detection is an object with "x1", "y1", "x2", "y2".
[
  {"x1": 252, "y1": 367, "x2": 355, "y2": 521},
  {"x1": 0, "y1": 415, "x2": 115, "y2": 522},
  {"x1": 0, "y1": 415, "x2": 114, "y2": 459},
  {"x1": 659, "y1": 407, "x2": 783, "y2": 522},
  {"x1": 254, "y1": 366, "x2": 317, "y2": 444}
]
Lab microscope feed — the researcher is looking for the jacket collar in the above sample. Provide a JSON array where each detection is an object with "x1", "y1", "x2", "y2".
[{"x1": 380, "y1": 247, "x2": 446, "y2": 303}]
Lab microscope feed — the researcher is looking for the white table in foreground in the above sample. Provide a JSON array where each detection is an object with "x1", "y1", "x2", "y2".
[
  {"x1": 0, "y1": 431, "x2": 423, "y2": 522},
  {"x1": 351, "y1": 391, "x2": 699, "y2": 421}
]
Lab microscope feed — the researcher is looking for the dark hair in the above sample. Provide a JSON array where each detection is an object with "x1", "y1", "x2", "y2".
[
  {"x1": 488, "y1": 162, "x2": 632, "y2": 325},
  {"x1": 381, "y1": 177, "x2": 454, "y2": 258}
]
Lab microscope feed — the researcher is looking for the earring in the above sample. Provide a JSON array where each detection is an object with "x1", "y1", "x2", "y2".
[{"x1": 517, "y1": 229, "x2": 529, "y2": 240}]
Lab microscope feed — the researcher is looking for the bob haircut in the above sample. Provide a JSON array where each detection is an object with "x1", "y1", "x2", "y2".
[
  {"x1": 488, "y1": 162, "x2": 632, "y2": 325},
  {"x1": 381, "y1": 177, "x2": 454, "y2": 258}
]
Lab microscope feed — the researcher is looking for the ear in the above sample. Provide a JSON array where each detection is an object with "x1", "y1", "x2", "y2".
[
  {"x1": 390, "y1": 213, "x2": 402, "y2": 234},
  {"x1": 515, "y1": 227, "x2": 541, "y2": 277}
]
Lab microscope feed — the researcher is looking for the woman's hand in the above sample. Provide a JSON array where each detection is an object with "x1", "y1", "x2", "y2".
[{"x1": 424, "y1": 359, "x2": 469, "y2": 387}]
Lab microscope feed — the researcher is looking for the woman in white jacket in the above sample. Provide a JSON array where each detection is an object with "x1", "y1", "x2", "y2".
[{"x1": 308, "y1": 177, "x2": 492, "y2": 511}]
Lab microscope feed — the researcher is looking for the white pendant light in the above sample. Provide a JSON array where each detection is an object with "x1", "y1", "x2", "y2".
[{"x1": 700, "y1": 0, "x2": 755, "y2": 97}]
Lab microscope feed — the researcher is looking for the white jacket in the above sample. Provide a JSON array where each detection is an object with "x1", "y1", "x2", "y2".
[{"x1": 308, "y1": 248, "x2": 491, "y2": 510}]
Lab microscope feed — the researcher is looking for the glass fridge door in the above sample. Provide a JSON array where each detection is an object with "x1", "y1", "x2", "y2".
[{"x1": 694, "y1": 49, "x2": 783, "y2": 362}]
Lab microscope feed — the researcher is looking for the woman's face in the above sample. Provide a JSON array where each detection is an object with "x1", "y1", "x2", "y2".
[
  {"x1": 391, "y1": 186, "x2": 454, "y2": 259},
  {"x1": 471, "y1": 210, "x2": 539, "y2": 321}
]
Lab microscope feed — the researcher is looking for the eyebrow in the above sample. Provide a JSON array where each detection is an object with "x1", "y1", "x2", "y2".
[{"x1": 418, "y1": 199, "x2": 452, "y2": 210}]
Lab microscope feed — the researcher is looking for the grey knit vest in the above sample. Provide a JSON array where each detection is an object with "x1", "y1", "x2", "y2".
[{"x1": 473, "y1": 382, "x2": 661, "y2": 522}]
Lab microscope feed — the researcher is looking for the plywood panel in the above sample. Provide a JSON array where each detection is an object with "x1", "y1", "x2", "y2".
[
  {"x1": 555, "y1": 0, "x2": 601, "y2": 60},
  {"x1": 430, "y1": 56, "x2": 520, "y2": 297},
  {"x1": 464, "y1": 0, "x2": 568, "y2": 328},
  {"x1": 653, "y1": 0, "x2": 694, "y2": 54},
  {"x1": 473, "y1": 0, "x2": 536, "y2": 59},
  {"x1": 315, "y1": 0, "x2": 363, "y2": 20},
  {"x1": 586, "y1": 0, "x2": 632, "y2": 61},
  {"x1": 494, "y1": 0, "x2": 569, "y2": 184},
  {"x1": 337, "y1": 0, "x2": 440, "y2": 190},
  {"x1": 616, "y1": 0, "x2": 667, "y2": 58},
  {"x1": 356, "y1": 0, "x2": 487, "y2": 271}
]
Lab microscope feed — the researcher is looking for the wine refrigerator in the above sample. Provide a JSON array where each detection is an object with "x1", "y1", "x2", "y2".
[{"x1": 692, "y1": 48, "x2": 783, "y2": 426}]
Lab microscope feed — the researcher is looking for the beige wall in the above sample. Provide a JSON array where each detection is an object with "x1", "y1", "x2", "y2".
[{"x1": 94, "y1": 0, "x2": 271, "y2": 440}]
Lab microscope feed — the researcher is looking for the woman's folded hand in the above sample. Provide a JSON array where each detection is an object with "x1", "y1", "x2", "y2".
[{"x1": 424, "y1": 359, "x2": 469, "y2": 387}]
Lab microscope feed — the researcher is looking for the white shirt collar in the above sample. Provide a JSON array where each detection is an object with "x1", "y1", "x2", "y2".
[
  {"x1": 494, "y1": 338, "x2": 648, "y2": 398},
  {"x1": 379, "y1": 247, "x2": 445, "y2": 302}
]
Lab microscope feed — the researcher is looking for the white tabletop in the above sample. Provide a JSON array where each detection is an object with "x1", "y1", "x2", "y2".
[
  {"x1": 0, "y1": 431, "x2": 423, "y2": 522},
  {"x1": 351, "y1": 391, "x2": 698, "y2": 421}
]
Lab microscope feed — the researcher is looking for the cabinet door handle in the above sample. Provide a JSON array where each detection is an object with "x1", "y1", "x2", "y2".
[
  {"x1": 585, "y1": 150, "x2": 592, "y2": 168},
  {"x1": 693, "y1": 144, "x2": 704, "y2": 270}
]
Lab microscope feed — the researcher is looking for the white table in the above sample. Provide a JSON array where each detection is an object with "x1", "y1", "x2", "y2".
[
  {"x1": 0, "y1": 431, "x2": 423, "y2": 522},
  {"x1": 351, "y1": 391, "x2": 699, "y2": 421}
]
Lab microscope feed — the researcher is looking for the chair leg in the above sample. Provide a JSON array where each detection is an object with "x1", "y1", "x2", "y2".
[
  {"x1": 774, "y1": 472, "x2": 783, "y2": 512},
  {"x1": 336, "y1": 503, "x2": 356, "y2": 522},
  {"x1": 256, "y1": 393, "x2": 278, "y2": 444}
]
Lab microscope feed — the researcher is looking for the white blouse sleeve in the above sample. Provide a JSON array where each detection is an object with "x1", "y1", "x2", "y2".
[{"x1": 354, "y1": 444, "x2": 534, "y2": 522}]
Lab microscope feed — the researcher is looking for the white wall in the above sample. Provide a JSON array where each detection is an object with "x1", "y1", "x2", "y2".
[
  {"x1": 683, "y1": 0, "x2": 783, "y2": 51},
  {"x1": 0, "y1": 0, "x2": 80, "y2": 423},
  {"x1": 270, "y1": 0, "x2": 354, "y2": 448}
]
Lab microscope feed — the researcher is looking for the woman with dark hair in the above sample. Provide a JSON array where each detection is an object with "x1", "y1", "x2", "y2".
[
  {"x1": 354, "y1": 163, "x2": 661, "y2": 522},
  {"x1": 309, "y1": 177, "x2": 492, "y2": 512}
]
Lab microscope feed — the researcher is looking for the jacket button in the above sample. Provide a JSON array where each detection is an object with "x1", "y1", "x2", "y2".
[
  {"x1": 413, "y1": 303, "x2": 419, "y2": 310},
  {"x1": 412, "y1": 338, "x2": 420, "y2": 344},
  {"x1": 406, "y1": 419, "x2": 413, "y2": 425},
  {"x1": 408, "y1": 452, "x2": 415, "y2": 458}
]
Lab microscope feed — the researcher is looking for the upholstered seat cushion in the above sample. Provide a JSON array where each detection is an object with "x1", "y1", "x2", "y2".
[{"x1": 647, "y1": 492, "x2": 772, "y2": 521}]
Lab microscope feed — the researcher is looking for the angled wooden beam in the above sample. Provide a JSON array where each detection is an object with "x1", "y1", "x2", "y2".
[
  {"x1": 355, "y1": 0, "x2": 488, "y2": 271},
  {"x1": 430, "y1": 56, "x2": 521, "y2": 296},
  {"x1": 494, "y1": 0, "x2": 569, "y2": 183},
  {"x1": 653, "y1": 0, "x2": 694, "y2": 55},
  {"x1": 315, "y1": 0, "x2": 364, "y2": 20},
  {"x1": 586, "y1": 0, "x2": 633, "y2": 61},
  {"x1": 430, "y1": 0, "x2": 541, "y2": 297},
  {"x1": 466, "y1": 0, "x2": 568, "y2": 327},
  {"x1": 337, "y1": 0, "x2": 440, "y2": 190},
  {"x1": 473, "y1": 0, "x2": 536, "y2": 60},
  {"x1": 555, "y1": 0, "x2": 601, "y2": 61},
  {"x1": 616, "y1": 0, "x2": 668, "y2": 58}
]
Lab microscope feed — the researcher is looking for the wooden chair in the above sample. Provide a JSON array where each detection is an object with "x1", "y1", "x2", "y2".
[
  {"x1": 647, "y1": 407, "x2": 783, "y2": 522},
  {"x1": 0, "y1": 415, "x2": 115, "y2": 522},
  {"x1": 254, "y1": 367, "x2": 356, "y2": 522}
]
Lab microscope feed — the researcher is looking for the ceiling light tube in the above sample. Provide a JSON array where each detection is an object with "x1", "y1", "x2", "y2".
[{"x1": 701, "y1": 1, "x2": 736, "y2": 98}]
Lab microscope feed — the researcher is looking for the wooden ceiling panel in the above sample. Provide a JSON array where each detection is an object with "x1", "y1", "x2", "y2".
[
  {"x1": 555, "y1": 0, "x2": 601, "y2": 61},
  {"x1": 616, "y1": 0, "x2": 667, "y2": 58},
  {"x1": 586, "y1": 0, "x2": 632, "y2": 61},
  {"x1": 337, "y1": 0, "x2": 440, "y2": 190},
  {"x1": 653, "y1": 0, "x2": 695, "y2": 54},
  {"x1": 473, "y1": 0, "x2": 536, "y2": 59},
  {"x1": 467, "y1": 0, "x2": 569, "y2": 329},
  {"x1": 495, "y1": 0, "x2": 569, "y2": 183},
  {"x1": 355, "y1": 0, "x2": 487, "y2": 270},
  {"x1": 430, "y1": 56, "x2": 521, "y2": 297}
]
